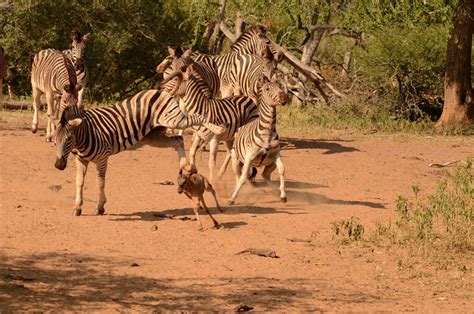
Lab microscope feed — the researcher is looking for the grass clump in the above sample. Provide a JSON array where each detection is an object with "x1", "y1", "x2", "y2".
[{"x1": 331, "y1": 216, "x2": 365, "y2": 245}]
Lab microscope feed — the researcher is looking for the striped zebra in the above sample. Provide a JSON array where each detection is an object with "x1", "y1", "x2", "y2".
[
  {"x1": 160, "y1": 62, "x2": 259, "y2": 182},
  {"x1": 54, "y1": 90, "x2": 225, "y2": 216},
  {"x1": 31, "y1": 49, "x2": 79, "y2": 142},
  {"x1": 228, "y1": 76, "x2": 288, "y2": 205},
  {"x1": 62, "y1": 28, "x2": 92, "y2": 108},
  {"x1": 156, "y1": 25, "x2": 281, "y2": 98}
]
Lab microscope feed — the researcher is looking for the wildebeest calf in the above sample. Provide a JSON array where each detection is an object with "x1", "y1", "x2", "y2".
[{"x1": 177, "y1": 163, "x2": 223, "y2": 229}]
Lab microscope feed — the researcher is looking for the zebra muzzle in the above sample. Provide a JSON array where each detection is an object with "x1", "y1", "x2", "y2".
[{"x1": 55, "y1": 156, "x2": 68, "y2": 170}]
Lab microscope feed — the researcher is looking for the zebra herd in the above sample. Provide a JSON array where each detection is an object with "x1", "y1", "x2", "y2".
[{"x1": 30, "y1": 26, "x2": 288, "y2": 217}]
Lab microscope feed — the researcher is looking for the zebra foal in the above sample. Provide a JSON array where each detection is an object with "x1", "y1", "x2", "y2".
[
  {"x1": 54, "y1": 90, "x2": 225, "y2": 216},
  {"x1": 228, "y1": 76, "x2": 288, "y2": 205}
]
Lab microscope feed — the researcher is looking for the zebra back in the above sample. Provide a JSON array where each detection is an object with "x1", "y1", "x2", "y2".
[{"x1": 31, "y1": 49, "x2": 77, "y2": 96}]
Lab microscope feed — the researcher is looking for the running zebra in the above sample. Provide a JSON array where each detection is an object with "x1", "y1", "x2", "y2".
[
  {"x1": 31, "y1": 49, "x2": 79, "y2": 142},
  {"x1": 156, "y1": 25, "x2": 281, "y2": 98},
  {"x1": 54, "y1": 90, "x2": 225, "y2": 216},
  {"x1": 62, "y1": 28, "x2": 92, "y2": 108},
  {"x1": 160, "y1": 62, "x2": 259, "y2": 182},
  {"x1": 228, "y1": 76, "x2": 288, "y2": 205}
]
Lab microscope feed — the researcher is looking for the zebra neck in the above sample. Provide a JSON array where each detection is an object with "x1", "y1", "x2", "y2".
[
  {"x1": 183, "y1": 79, "x2": 212, "y2": 115},
  {"x1": 256, "y1": 101, "x2": 277, "y2": 146}
]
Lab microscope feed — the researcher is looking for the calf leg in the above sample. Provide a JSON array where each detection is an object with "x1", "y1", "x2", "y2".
[
  {"x1": 199, "y1": 196, "x2": 220, "y2": 228},
  {"x1": 45, "y1": 92, "x2": 55, "y2": 142}
]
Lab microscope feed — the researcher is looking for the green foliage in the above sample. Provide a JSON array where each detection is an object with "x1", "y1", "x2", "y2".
[
  {"x1": 376, "y1": 160, "x2": 473, "y2": 253},
  {"x1": 354, "y1": 24, "x2": 448, "y2": 120},
  {"x1": 0, "y1": 0, "x2": 191, "y2": 101}
]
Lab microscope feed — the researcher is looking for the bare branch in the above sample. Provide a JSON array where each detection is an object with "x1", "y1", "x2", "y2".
[
  {"x1": 271, "y1": 39, "x2": 346, "y2": 98},
  {"x1": 219, "y1": 22, "x2": 236, "y2": 42}
]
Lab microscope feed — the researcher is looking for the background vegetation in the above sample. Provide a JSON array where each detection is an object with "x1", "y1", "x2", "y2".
[{"x1": 0, "y1": 0, "x2": 472, "y2": 131}]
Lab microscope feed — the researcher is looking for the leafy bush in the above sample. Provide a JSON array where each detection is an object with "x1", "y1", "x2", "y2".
[
  {"x1": 331, "y1": 216, "x2": 365, "y2": 244},
  {"x1": 376, "y1": 160, "x2": 473, "y2": 253}
]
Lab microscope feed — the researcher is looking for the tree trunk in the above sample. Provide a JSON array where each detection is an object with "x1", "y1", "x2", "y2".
[{"x1": 436, "y1": 2, "x2": 474, "y2": 127}]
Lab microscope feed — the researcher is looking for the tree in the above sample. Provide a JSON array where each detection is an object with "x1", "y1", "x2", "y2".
[{"x1": 436, "y1": 0, "x2": 474, "y2": 127}]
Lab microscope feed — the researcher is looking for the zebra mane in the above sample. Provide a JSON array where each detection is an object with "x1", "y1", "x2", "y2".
[{"x1": 231, "y1": 25, "x2": 267, "y2": 52}]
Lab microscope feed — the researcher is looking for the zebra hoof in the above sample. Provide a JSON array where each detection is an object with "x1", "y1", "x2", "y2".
[
  {"x1": 227, "y1": 199, "x2": 235, "y2": 205},
  {"x1": 95, "y1": 208, "x2": 105, "y2": 215},
  {"x1": 45, "y1": 137, "x2": 52, "y2": 143},
  {"x1": 31, "y1": 126, "x2": 37, "y2": 134},
  {"x1": 280, "y1": 196, "x2": 288, "y2": 203},
  {"x1": 73, "y1": 209, "x2": 82, "y2": 216}
]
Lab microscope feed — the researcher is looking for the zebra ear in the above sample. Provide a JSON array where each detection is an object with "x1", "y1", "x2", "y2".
[
  {"x1": 168, "y1": 46, "x2": 176, "y2": 56},
  {"x1": 75, "y1": 84, "x2": 83, "y2": 92},
  {"x1": 68, "y1": 118, "x2": 82, "y2": 127},
  {"x1": 274, "y1": 50, "x2": 284, "y2": 63},
  {"x1": 182, "y1": 48, "x2": 192, "y2": 60},
  {"x1": 257, "y1": 75, "x2": 269, "y2": 90},
  {"x1": 64, "y1": 84, "x2": 73, "y2": 93},
  {"x1": 260, "y1": 45, "x2": 273, "y2": 60},
  {"x1": 83, "y1": 33, "x2": 92, "y2": 43}
]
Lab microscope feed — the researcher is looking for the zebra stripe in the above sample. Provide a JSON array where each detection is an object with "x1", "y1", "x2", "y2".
[
  {"x1": 31, "y1": 48, "x2": 78, "y2": 142},
  {"x1": 228, "y1": 77, "x2": 288, "y2": 205},
  {"x1": 54, "y1": 89, "x2": 225, "y2": 216}
]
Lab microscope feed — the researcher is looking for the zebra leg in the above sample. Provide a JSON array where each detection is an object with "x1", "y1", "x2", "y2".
[
  {"x1": 205, "y1": 179, "x2": 223, "y2": 213},
  {"x1": 173, "y1": 135, "x2": 187, "y2": 168},
  {"x1": 275, "y1": 154, "x2": 287, "y2": 203},
  {"x1": 31, "y1": 88, "x2": 42, "y2": 134},
  {"x1": 199, "y1": 195, "x2": 220, "y2": 228},
  {"x1": 159, "y1": 113, "x2": 225, "y2": 135},
  {"x1": 188, "y1": 134, "x2": 204, "y2": 166},
  {"x1": 217, "y1": 140, "x2": 233, "y2": 178},
  {"x1": 229, "y1": 155, "x2": 255, "y2": 205},
  {"x1": 45, "y1": 92, "x2": 55, "y2": 142},
  {"x1": 230, "y1": 149, "x2": 242, "y2": 187},
  {"x1": 95, "y1": 158, "x2": 108, "y2": 215},
  {"x1": 208, "y1": 137, "x2": 219, "y2": 183},
  {"x1": 73, "y1": 157, "x2": 89, "y2": 216}
]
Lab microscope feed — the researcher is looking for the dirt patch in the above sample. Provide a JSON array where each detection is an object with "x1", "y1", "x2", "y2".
[{"x1": 1, "y1": 111, "x2": 473, "y2": 311}]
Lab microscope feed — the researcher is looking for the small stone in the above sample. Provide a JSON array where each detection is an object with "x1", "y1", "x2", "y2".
[
  {"x1": 131, "y1": 263, "x2": 139, "y2": 267},
  {"x1": 151, "y1": 225, "x2": 158, "y2": 231}
]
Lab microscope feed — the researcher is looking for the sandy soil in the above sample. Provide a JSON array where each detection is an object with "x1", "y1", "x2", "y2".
[{"x1": 1, "y1": 111, "x2": 473, "y2": 311}]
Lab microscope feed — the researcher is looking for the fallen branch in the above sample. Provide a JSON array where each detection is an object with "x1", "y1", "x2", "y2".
[{"x1": 428, "y1": 160, "x2": 466, "y2": 168}]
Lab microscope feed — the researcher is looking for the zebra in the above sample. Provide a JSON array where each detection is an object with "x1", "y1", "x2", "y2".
[
  {"x1": 62, "y1": 28, "x2": 92, "y2": 108},
  {"x1": 159, "y1": 62, "x2": 259, "y2": 182},
  {"x1": 156, "y1": 25, "x2": 282, "y2": 99},
  {"x1": 228, "y1": 76, "x2": 288, "y2": 205},
  {"x1": 54, "y1": 89, "x2": 225, "y2": 217},
  {"x1": 31, "y1": 49, "x2": 79, "y2": 142}
]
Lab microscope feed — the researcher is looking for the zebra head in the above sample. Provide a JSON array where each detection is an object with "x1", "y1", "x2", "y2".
[
  {"x1": 54, "y1": 115, "x2": 82, "y2": 171},
  {"x1": 69, "y1": 28, "x2": 92, "y2": 71},
  {"x1": 156, "y1": 46, "x2": 193, "y2": 93},
  {"x1": 258, "y1": 76, "x2": 288, "y2": 107},
  {"x1": 231, "y1": 25, "x2": 282, "y2": 60}
]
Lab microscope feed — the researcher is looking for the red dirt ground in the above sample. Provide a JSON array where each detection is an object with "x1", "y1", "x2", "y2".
[{"x1": 1, "y1": 111, "x2": 473, "y2": 311}]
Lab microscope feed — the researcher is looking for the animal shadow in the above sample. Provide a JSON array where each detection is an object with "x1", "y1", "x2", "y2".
[{"x1": 280, "y1": 137, "x2": 360, "y2": 154}]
